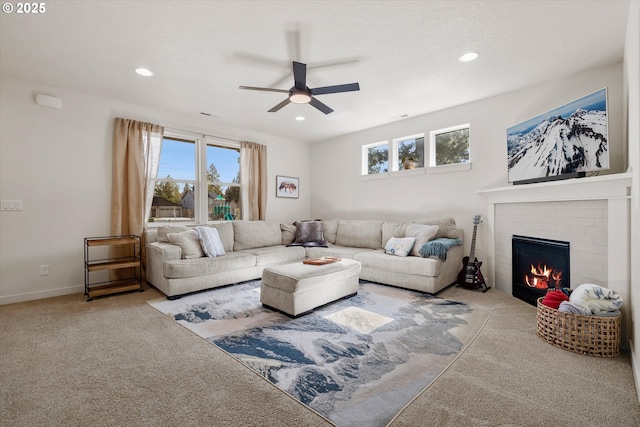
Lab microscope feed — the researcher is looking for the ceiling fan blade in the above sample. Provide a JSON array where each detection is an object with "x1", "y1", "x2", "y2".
[
  {"x1": 268, "y1": 98, "x2": 291, "y2": 113},
  {"x1": 308, "y1": 57, "x2": 360, "y2": 71},
  {"x1": 311, "y1": 82, "x2": 360, "y2": 96},
  {"x1": 309, "y1": 97, "x2": 334, "y2": 115},
  {"x1": 293, "y1": 61, "x2": 307, "y2": 90},
  {"x1": 239, "y1": 86, "x2": 289, "y2": 93},
  {"x1": 268, "y1": 74, "x2": 293, "y2": 89},
  {"x1": 230, "y1": 52, "x2": 288, "y2": 69},
  {"x1": 286, "y1": 29, "x2": 301, "y2": 62}
]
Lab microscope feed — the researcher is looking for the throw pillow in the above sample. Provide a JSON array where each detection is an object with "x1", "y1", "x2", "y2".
[
  {"x1": 281, "y1": 223, "x2": 296, "y2": 245},
  {"x1": 384, "y1": 237, "x2": 416, "y2": 257},
  {"x1": 196, "y1": 226, "x2": 226, "y2": 258},
  {"x1": 416, "y1": 217, "x2": 458, "y2": 239},
  {"x1": 286, "y1": 220, "x2": 328, "y2": 247},
  {"x1": 405, "y1": 223, "x2": 439, "y2": 257},
  {"x1": 157, "y1": 225, "x2": 191, "y2": 242},
  {"x1": 167, "y1": 229, "x2": 204, "y2": 259}
]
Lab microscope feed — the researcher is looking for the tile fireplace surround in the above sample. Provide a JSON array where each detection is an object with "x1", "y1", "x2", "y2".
[{"x1": 478, "y1": 173, "x2": 632, "y2": 345}]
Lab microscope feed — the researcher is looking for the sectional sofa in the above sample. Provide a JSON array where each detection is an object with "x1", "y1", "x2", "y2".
[{"x1": 145, "y1": 218, "x2": 464, "y2": 299}]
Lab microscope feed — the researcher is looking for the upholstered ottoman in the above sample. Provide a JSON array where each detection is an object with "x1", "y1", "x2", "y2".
[{"x1": 261, "y1": 259, "x2": 361, "y2": 317}]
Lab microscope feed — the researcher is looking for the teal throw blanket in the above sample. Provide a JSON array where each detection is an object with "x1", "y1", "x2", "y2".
[{"x1": 419, "y1": 238, "x2": 462, "y2": 261}]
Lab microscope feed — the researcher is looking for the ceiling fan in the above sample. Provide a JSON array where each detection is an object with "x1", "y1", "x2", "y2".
[{"x1": 239, "y1": 61, "x2": 360, "y2": 114}]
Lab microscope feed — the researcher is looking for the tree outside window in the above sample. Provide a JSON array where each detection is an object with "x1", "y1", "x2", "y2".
[
  {"x1": 364, "y1": 142, "x2": 389, "y2": 175},
  {"x1": 149, "y1": 134, "x2": 241, "y2": 223},
  {"x1": 430, "y1": 124, "x2": 470, "y2": 166}
]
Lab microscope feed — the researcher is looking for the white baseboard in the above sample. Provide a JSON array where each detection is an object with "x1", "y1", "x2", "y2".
[
  {"x1": 630, "y1": 339, "x2": 640, "y2": 405},
  {"x1": 0, "y1": 285, "x2": 84, "y2": 305}
]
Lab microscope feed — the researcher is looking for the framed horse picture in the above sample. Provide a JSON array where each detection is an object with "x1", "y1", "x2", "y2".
[{"x1": 276, "y1": 175, "x2": 299, "y2": 198}]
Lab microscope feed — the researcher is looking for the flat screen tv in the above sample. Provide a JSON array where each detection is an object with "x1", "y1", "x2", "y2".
[{"x1": 507, "y1": 88, "x2": 609, "y2": 184}]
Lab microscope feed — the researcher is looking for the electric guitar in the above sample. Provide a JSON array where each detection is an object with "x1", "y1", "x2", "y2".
[{"x1": 457, "y1": 215, "x2": 490, "y2": 292}]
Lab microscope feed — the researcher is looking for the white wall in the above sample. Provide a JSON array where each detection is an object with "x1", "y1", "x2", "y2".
[
  {"x1": 0, "y1": 76, "x2": 311, "y2": 304},
  {"x1": 310, "y1": 63, "x2": 625, "y2": 265},
  {"x1": 624, "y1": 0, "x2": 640, "y2": 400}
]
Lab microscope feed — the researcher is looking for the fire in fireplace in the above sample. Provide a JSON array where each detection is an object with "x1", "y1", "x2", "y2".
[{"x1": 512, "y1": 235, "x2": 570, "y2": 306}]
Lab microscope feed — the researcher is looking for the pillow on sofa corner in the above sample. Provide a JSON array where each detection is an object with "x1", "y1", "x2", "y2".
[
  {"x1": 196, "y1": 226, "x2": 226, "y2": 257},
  {"x1": 416, "y1": 217, "x2": 458, "y2": 239},
  {"x1": 157, "y1": 225, "x2": 191, "y2": 242},
  {"x1": 286, "y1": 220, "x2": 328, "y2": 247},
  {"x1": 281, "y1": 223, "x2": 296, "y2": 245},
  {"x1": 405, "y1": 224, "x2": 439, "y2": 257},
  {"x1": 384, "y1": 237, "x2": 416, "y2": 257},
  {"x1": 167, "y1": 229, "x2": 204, "y2": 259}
]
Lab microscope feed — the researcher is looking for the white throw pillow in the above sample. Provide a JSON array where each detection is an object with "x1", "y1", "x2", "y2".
[
  {"x1": 167, "y1": 229, "x2": 204, "y2": 259},
  {"x1": 196, "y1": 226, "x2": 226, "y2": 258},
  {"x1": 405, "y1": 224, "x2": 439, "y2": 257},
  {"x1": 384, "y1": 237, "x2": 416, "y2": 257}
]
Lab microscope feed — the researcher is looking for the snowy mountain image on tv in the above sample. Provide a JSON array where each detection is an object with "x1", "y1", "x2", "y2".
[{"x1": 507, "y1": 88, "x2": 609, "y2": 183}]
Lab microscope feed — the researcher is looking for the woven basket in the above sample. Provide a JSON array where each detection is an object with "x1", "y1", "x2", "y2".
[{"x1": 536, "y1": 297, "x2": 621, "y2": 357}]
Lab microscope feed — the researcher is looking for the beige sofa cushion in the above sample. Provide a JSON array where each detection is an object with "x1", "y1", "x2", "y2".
[
  {"x1": 382, "y1": 222, "x2": 409, "y2": 245},
  {"x1": 206, "y1": 222, "x2": 235, "y2": 252},
  {"x1": 354, "y1": 250, "x2": 441, "y2": 277},
  {"x1": 335, "y1": 220, "x2": 383, "y2": 249},
  {"x1": 416, "y1": 217, "x2": 459, "y2": 239},
  {"x1": 157, "y1": 225, "x2": 191, "y2": 242},
  {"x1": 322, "y1": 219, "x2": 340, "y2": 244},
  {"x1": 307, "y1": 245, "x2": 376, "y2": 259},
  {"x1": 163, "y1": 252, "x2": 256, "y2": 279},
  {"x1": 281, "y1": 223, "x2": 296, "y2": 244},
  {"x1": 233, "y1": 220, "x2": 282, "y2": 251},
  {"x1": 237, "y1": 245, "x2": 306, "y2": 266}
]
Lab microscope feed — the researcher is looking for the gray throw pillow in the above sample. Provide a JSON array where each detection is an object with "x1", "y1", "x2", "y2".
[
  {"x1": 286, "y1": 220, "x2": 328, "y2": 247},
  {"x1": 167, "y1": 229, "x2": 204, "y2": 259}
]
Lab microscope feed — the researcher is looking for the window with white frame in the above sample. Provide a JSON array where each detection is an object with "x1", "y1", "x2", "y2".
[
  {"x1": 362, "y1": 141, "x2": 389, "y2": 175},
  {"x1": 362, "y1": 134, "x2": 426, "y2": 176},
  {"x1": 394, "y1": 134, "x2": 424, "y2": 170},
  {"x1": 149, "y1": 130, "x2": 241, "y2": 224},
  {"x1": 429, "y1": 124, "x2": 470, "y2": 167}
]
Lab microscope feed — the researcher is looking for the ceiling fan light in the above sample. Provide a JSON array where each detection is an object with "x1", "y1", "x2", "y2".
[{"x1": 290, "y1": 91, "x2": 311, "y2": 104}]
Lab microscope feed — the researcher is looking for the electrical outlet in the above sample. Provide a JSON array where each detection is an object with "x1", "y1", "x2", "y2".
[
  {"x1": 39, "y1": 265, "x2": 49, "y2": 276},
  {"x1": 1, "y1": 200, "x2": 23, "y2": 211}
]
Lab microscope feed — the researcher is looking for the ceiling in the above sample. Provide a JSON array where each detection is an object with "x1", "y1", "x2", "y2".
[{"x1": 0, "y1": 1, "x2": 631, "y2": 143}]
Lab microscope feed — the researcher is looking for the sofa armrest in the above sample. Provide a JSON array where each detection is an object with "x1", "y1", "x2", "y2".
[{"x1": 146, "y1": 242, "x2": 182, "y2": 287}]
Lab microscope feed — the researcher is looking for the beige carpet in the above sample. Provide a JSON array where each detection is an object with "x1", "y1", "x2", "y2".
[{"x1": 1, "y1": 283, "x2": 639, "y2": 427}]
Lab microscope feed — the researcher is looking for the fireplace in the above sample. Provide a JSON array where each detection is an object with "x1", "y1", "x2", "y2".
[{"x1": 512, "y1": 235, "x2": 570, "y2": 306}]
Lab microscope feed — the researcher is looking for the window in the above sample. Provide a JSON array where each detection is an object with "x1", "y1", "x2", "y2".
[
  {"x1": 206, "y1": 144, "x2": 240, "y2": 221},
  {"x1": 149, "y1": 130, "x2": 241, "y2": 224},
  {"x1": 152, "y1": 137, "x2": 196, "y2": 222},
  {"x1": 429, "y1": 124, "x2": 470, "y2": 168},
  {"x1": 362, "y1": 141, "x2": 389, "y2": 175},
  {"x1": 394, "y1": 134, "x2": 424, "y2": 170},
  {"x1": 362, "y1": 134, "x2": 425, "y2": 177}
]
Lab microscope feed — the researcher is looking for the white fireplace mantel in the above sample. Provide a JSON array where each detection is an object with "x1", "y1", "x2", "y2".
[
  {"x1": 477, "y1": 173, "x2": 632, "y2": 204},
  {"x1": 478, "y1": 172, "x2": 632, "y2": 343}
]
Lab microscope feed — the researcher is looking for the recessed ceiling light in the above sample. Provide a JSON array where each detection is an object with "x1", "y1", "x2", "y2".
[
  {"x1": 458, "y1": 52, "x2": 478, "y2": 62},
  {"x1": 295, "y1": 116, "x2": 305, "y2": 121},
  {"x1": 135, "y1": 68, "x2": 153, "y2": 77},
  {"x1": 391, "y1": 113, "x2": 410, "y2": 120}
]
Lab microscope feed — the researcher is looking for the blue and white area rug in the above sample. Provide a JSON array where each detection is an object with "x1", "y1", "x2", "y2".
[{"x1": 149, "y1": 280, "x2": 492, "y2": 426}]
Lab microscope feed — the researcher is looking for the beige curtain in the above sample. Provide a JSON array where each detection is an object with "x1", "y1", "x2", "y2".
[
  {"x1": 111, "y1": 118, "x2": 164, "y2": 279},
  {"x1": 240, "y1": 141, "x2": 267, "y2": 220}
]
